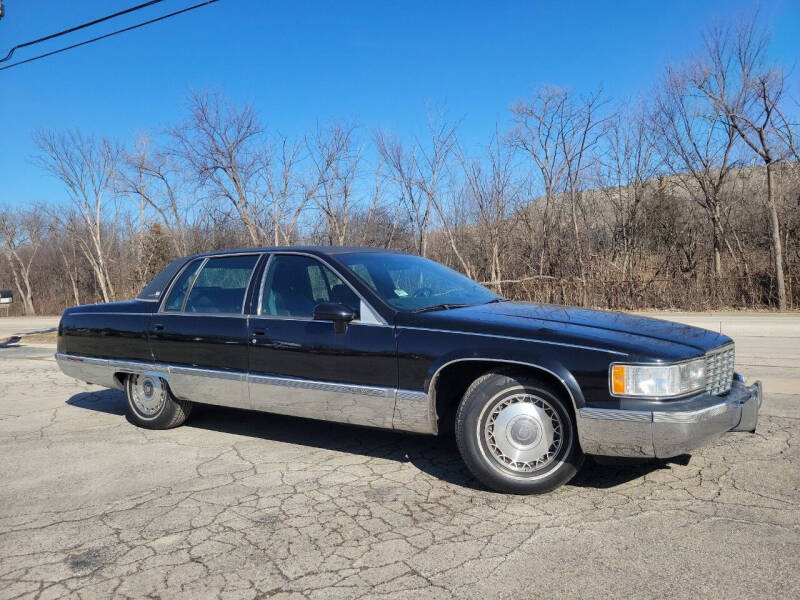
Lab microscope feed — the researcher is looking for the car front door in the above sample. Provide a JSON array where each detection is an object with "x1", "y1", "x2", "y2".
[
  {"x1": 149, "y1": 253, "x2": 262, "y2": 409},
  {"x1": 247, "y1": 253, "x2": 398, "y2": 428}
]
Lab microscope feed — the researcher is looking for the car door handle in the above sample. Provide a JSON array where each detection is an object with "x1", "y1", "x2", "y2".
[
  {"x1": 251, "y1": 330, "x2": 266, "y2": 344},
  {"x1": 253, "y1": 330, "x2": 266, "y2": 336},
  {"x1": 153, "y1": 324, "x2": 164, "y2": 332}
]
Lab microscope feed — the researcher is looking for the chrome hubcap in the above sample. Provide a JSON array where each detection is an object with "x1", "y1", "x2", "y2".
[
  {"x1": 130, "y1": 374, "x2": 166, "y2": 416},
  {"x1": 484, "y1": 394, "x2": 563, "y2": 472}
]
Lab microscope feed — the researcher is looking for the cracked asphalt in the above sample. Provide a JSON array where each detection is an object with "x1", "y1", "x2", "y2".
[{"x1": 1, "y1": 314, "x2": 798, "y2": 599}]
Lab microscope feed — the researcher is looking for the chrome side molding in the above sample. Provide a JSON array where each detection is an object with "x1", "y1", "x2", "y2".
[
  {"x1": 54, "y1": 353, "x2": 435, "y2": 434},
  {"x1": 247, "y1": 372, "x2": 395, "y2": 429},
  {"x1": 393, "y1": 389, "x2": 433, "y2": 434}
]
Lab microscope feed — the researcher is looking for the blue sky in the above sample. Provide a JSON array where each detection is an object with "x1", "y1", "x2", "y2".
[{"x1": 1, "y1": 0, "x2": 799, "y2": 206}]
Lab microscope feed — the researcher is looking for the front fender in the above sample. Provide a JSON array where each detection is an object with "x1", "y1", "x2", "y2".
[{"x1": 423, "y1": 347, "x2": 587, "y2": 412}]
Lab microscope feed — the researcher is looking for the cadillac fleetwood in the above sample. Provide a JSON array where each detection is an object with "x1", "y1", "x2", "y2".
[{"x1": 56, "y1": 247, "x2": 762, "y2": 493}]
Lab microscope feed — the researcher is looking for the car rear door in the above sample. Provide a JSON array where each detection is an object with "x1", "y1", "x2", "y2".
[
  {"x1": 247, "y1": 252, "x2": 398, "y2": 428},
  {"x1": 149, "y1": 253, "x2": 262, "y2": 409}
]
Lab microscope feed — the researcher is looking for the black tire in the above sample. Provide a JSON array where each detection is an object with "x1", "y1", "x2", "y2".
[
  {"x1": 455, "y1": 370, "x2": 584, "y2": 494},
  {"x1": 125, "y1": 373, "x2": 192, "y2": 429}
]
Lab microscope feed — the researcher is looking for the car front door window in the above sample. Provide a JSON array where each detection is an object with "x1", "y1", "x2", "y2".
[{"x1": 261, "y1": 255, "x2": 360, "y2": 319}]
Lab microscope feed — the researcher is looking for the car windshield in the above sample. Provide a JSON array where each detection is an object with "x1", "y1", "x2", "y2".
[{"x1": 337, "y1": 252, "x2": 499, "y2": 311}]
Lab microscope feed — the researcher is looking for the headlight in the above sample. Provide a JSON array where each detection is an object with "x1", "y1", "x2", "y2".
[{"x1": 610, "y1": 359, "x2": 705, "y2": 398}]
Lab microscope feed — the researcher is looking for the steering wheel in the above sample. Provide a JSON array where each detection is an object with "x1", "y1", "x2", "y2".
[{"x1": 413, "y1": 287, "x2": 434, "y2": 298}]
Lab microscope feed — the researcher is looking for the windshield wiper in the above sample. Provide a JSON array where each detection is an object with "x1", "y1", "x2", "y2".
[
  {"x1": 484, "y1": 297, "x2": 509, "y2": 304},
  {"x1": 414, "y1": 303, "x2": 470, "y2": 313}
]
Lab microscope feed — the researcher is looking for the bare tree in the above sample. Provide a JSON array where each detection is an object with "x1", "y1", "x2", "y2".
[
  {"x1": 172, "y1": 91, "x2": 269, "y2": 245},
  {"x1": 307, "y1": 123, "x2": 359, "y2": 246},
  {"x1": 510, "y1": 86, "x2": 605, "y2": 292},
  {"x1": 596, "y1": 105, "x2": 659, "y2": 280},
  {"x1": 174, "y1": 92, "x2": 337, "y2": 247},
  {"x1": 559, "y1": 89, "x2": 606, "y2": 298},
  {"x1": 774, "y1": 97, "x2": 800, "y2": 163},
  {"x1": 653, "y1": 65, "x2": 740, "y2": 275},
  {"x1": 376, "y1": 111, "x2": 458, "y2": 257},
  {"x1": 692, "y1": 17, "x2": 791, "y2": 308},
  {"x1": 120, "y1": 136, "x2": 194, "y2": 256},
  {"x1": 510, "y1": 87, "x2": 571, "y2": 275},
  {"x1": 0, "y1": 205, "x2": 47, "y2": 314},
  {"x1": 457, "y1": 131, "x2": 519, "y2": 290},
  {"x1": 57, "y1": 232, "x2": 82, "y2": 306},
  {"x1": 34, "y1": 130, "x2": 119, "y2": 302}
]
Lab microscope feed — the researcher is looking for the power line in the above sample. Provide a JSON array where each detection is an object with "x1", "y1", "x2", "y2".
[
  {"x1": 0, "y1": 1, "x2": 219, "y2": 72},
  {"x1": 1, "y1": 1, "x2": 165, "y2": 63}
]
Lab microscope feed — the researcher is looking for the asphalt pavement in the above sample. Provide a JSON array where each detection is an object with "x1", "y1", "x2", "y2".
[{"x1": 0, "y1": 313, "x2": 797, "y2": 599}]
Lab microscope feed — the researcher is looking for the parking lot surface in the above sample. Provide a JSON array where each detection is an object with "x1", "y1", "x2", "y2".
[{"x1": 0, "y1": 313, "x2": 798, "y2": 599}]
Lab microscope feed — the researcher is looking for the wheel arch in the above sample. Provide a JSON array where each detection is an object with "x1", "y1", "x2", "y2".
[
  {"x1": 112, "y1": 367, "x2": 171, "y2": 391},
  {"x1": 427, "y1": 357, "x2": 584, "y2": 435}
]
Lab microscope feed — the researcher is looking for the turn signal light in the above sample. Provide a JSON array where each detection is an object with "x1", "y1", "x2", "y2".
[{"x1": 611, "y1": 365, "x2": 626, "y2": 395}]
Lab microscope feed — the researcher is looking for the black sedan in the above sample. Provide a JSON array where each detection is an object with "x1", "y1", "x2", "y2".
[{"x1": 56, "y1": 247, "x2": 762, "y2": 493}]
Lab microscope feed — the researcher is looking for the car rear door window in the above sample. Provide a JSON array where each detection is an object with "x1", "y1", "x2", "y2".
[
  {"x1": 184, "y1": 255, "x2": 259, "y2": 314},
  {"x1": 261, "y1": 255, "x2": 360, "y2": 318},
  {"x1": 163, "y1": 259, "x2": 203, "y2": 311}
]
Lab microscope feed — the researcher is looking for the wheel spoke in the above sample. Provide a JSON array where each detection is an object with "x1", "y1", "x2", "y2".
[
  {"x1": 130, "y1": 374, "x2": 166, "y2": 416},
  {"x1": 483, "y1": 393, "x2": 564, "y2": 473}
]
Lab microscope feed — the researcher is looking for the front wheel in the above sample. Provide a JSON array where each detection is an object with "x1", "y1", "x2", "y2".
[
  {"x1": 455, "y1": 371, "x2": 584, "y2": 494},
  {"x1": 125, "y1": 373, "x2": 192, "y2": 429}
]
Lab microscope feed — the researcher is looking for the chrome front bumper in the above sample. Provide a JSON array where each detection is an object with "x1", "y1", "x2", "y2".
[{"x1": 577, "y1": 379, "x2": 762, "y2": 458}]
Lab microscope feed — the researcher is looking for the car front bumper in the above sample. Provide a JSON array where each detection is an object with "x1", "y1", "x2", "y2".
[{"x1": 577, "y1": 379, "x2": 762, "y2": 458}]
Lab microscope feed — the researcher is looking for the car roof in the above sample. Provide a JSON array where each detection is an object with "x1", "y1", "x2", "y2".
[{"x1": 188, "y1": 246, "x2": 410, "y2": 259}]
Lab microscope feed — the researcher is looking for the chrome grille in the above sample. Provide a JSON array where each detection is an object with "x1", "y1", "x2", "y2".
[{"x1": 705, "y1": 345, "x2": 735, "y2": 395}]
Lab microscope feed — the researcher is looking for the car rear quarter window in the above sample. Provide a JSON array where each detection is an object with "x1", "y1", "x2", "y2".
[
  {"x1": 163, "y1": 259, "x2": 204, "y2": 311},
  {"x1": 137, "y1": 258, "x2": 187, "y2": 302},
  {"x1": 185, "y1": 255, "x2": 259, "y2": 314}
]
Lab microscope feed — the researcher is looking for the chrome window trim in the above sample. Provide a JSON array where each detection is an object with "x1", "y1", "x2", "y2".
[
  {"x1": 67, "y1": 312, "x2": 165, "y2": 317},
  {"x1": 180, "y1": 257, "x2": 208, "y2": 312},
  {"x1": 256, "y1": 253, "x2": 275, "y2": 319},
  {"x1": 255, "y1": 251, "x2": 389, "y2": 326},
  {"x1": 241, "y1": 253, "x2": 266, "y2": 314},
  {"x1": 159, "y1": 253, "x2": 264, "y2": 316},
  {"x1": 151, "y1": 312, "x2": 251, "y2": 319},
  {"x1": 399, "y1": 326, "x2": 628, "y2": 356},
  {"x1": 184, "y1": 253, "x2": 261, "y2": 314},
  {"x1": 158, "y1": 257, "x2": 205, "y2": 313}
]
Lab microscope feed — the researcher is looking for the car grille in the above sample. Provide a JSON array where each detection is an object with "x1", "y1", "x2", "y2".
[{"x1": 705, "y1": 345, "x2": 735, "y2": 395}]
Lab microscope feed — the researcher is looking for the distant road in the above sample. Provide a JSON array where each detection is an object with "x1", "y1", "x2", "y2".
[
  {"x1": 0, "y1": 316, "x2": 59, "y2": 338},
  {"x1": 637, "y1": 311, "x2": 799, "y2": 419}
]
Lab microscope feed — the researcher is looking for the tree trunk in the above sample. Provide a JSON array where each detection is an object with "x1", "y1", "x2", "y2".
[
  {"x1": 711, "y1": 204, "x2": 722, "y2": 277},
  {"x1": 5, "y1": 257, "x2": 36, "y2": 315},
  {"x1": 60, "y1": 250, "x2": 81, "y2": 306},
  {"x1": 765, "y1": 162, "x2": 787, "y2": 310}
]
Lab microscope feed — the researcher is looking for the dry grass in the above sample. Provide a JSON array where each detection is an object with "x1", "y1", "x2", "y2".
[{"x1": 23, "y1": 331, "x2": 58, "y2": 345}]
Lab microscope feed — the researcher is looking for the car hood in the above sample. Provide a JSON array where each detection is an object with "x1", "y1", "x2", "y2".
[{"x1": 402, "y1": 302, "x2": 731, "y2": 361}]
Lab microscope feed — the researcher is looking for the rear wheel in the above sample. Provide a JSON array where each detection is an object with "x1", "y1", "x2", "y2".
[
  {"x1": 125, "y1": 373, "x2": 192, "y2": 429},
  {"x1": 455, "y1": 371, "x2": 583, "y2": 494}
]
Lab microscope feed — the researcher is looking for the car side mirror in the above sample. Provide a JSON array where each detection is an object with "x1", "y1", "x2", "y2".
[{"x1": 313, "y1": 302, "x2": 355, "y2": 334}]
